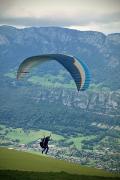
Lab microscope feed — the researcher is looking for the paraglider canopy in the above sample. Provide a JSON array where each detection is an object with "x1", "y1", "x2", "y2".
[{"x1": 17, "y1": 54, "x2": 90, "y2": 91}]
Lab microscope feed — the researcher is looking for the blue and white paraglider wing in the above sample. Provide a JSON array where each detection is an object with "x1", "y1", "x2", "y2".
[{"x1": 17, "y1": 54, "x2": 91, "y2": 91}]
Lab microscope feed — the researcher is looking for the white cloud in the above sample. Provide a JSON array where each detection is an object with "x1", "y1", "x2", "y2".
[
  {"x1": 69, "y1": 21, "x2": 120, "y2": 34},
  {"x1": 0, "y1": 0, "x2": 120, "y2": 33}
]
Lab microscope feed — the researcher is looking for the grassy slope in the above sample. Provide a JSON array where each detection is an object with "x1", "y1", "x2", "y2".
[{"x1": 0, "y1": 148, "x2": 119, "y2": 178}]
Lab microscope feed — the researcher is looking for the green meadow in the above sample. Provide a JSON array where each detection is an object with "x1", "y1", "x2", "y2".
[
  {"x1": 0, "y1": 124, "x2": 97, "y2": 150},
  {"x1": 5, "y1": 71, "x2": 76, "y2": 89},
  {"x1": 0, "y1": 124, "x2": 64, "y2": 144},
  {"x1": 28, "y1": 75, "x2": 75, "y2": 89},
  {"x1": 67, "y1": 135, "x2": 96, "y2": 150}
]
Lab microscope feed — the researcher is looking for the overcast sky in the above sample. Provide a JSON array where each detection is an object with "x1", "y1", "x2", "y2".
[{"x1": 0, "y1": 0, "x2": 120, "y2": 34}]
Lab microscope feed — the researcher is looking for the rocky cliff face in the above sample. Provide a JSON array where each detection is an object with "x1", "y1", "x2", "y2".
[
  {"x1": 29, "y1": 86, "x2": 120, "y2": 116},
  {"x1": 0, "y1": 79, "x2": 119, "y2": 131}
]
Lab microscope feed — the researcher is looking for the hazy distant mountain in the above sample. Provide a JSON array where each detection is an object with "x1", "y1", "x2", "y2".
[{"x1": 0, "y1": 25, "x2": 120, "y2": 90}]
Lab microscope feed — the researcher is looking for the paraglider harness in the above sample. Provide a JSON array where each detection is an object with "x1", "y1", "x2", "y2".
[
  {"x1": 40, "y1": 137, "x2": 45, "y2": 148},
  {"x1": 40, "y1": 135, "x2": 51, "y2": 148}
]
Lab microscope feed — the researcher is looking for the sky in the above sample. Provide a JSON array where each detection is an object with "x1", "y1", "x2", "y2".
[{"x1": 0, "y1": 0, "x2": 120, "y2": 34}]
